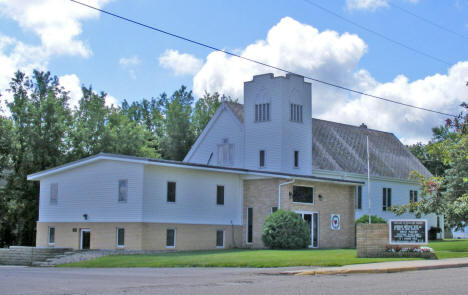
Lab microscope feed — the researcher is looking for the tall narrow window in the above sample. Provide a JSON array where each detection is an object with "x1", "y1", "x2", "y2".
[
  {"x1": 259, "y1": 150, "x2": 265, "y2": 167},
  {"x1": 217, "y1": 139, "x2": 234, "y2": 165},
  {"x1": 118, "y1": 179, "x2": 128, "y2": 202},
  {"x1": 166, "y1": 229, "x2": 176, "y2": 248},
  {"x1": 50, "y1": 183, "x2": 58, "y2": 205},
  {"x1": 356, "y1": 186, "x2": 362, "y2": 210},
  {"x1": 216, "y1": 230, "x2": 224, "y2": 248},
  {"x1": 217, "y1": 185, "x2": 224, "y2": 205},
  {"x1": 167, "y1": 182, "x2": 176, "y2": 203},
  {"x1": 247, "y1": 208, "x2": 253, "y2": 243},
  {"x1": 254, "y1": 103, "x2": 270, "y2": 122},
  {"x1": 410, "y1": 190, "x2": 418, "y2": 203},
  {"x1": 116, "y1": 228, "x2": 125, "y2": 247},
  {"x1": 294, "y1": 151, "x2": 299, "y2": 168},
  {"x1": 48, "y1": 227, "x2": 55, "y2": 245},
  {"x1": 383, "y1": 188, "x2": 392, "y2": 211}
]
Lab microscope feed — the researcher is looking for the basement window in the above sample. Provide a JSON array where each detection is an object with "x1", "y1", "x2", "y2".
[
  {"x1": 216, "y1": 230, "x2": 225, "y2": 248},
  {"x1": 48, "y1": 227, "x2": 55, "y2": 245},
  {"x1": 116, "y1": 228, "x2": 125, "y2": 248},
  {"x1": 166, "y1": 229, "x2": 176, "y2": 248}
]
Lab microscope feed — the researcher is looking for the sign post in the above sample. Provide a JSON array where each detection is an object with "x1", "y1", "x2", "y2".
[{"x1": 389, "y1": 219, "x2": 428, "y2": 245}]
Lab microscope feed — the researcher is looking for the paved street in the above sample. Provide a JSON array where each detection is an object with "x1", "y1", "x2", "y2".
[{"x1": 1, "y1": 266, "x2": 468, "y2": 295}]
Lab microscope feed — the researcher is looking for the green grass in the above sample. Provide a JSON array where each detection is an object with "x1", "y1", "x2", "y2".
[
  {"x1": 60, "y1": 239, "x2": 468, "y2": 268},
  {"x1": 429, "y1": 239, "x2": 468, "y2": 259}
]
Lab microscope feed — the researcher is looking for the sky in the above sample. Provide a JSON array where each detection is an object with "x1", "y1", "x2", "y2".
[{"x1": 0, "y1": 0, "x2": 467, "y2": 144}]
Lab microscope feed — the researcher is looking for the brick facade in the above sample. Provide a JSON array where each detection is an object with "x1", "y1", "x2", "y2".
[
  {"x1": 243, "y1": 178, "x2": 356, "y2": 248},
  {"x1": 356, "y1": 223, "x2": 388, "y2": 257}
]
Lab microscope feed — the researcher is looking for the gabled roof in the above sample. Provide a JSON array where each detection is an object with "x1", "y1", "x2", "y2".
[{"x1": 221, "y1": 103, "x2": 431, "y2": 180}]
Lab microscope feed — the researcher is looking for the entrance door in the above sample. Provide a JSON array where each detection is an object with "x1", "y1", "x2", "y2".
[
  {"x1": 296, "y1": 212, "x2": 319, "y2": 248},
  {"x1": 80, "y1": 229, "x2": 91, "y2": 250}
]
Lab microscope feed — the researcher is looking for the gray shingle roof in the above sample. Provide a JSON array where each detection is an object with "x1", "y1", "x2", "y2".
[{"x1": 225, "y1": 103, "x2": 431, "y2": 180}]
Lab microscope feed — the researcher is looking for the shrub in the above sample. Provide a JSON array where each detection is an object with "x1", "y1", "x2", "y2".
[
  {"x1": 355, "y1": 215, "x2": 387, "y2": 224},
  {"x1": 262, "y1": 210, "x2": 311, "y2": 249}
]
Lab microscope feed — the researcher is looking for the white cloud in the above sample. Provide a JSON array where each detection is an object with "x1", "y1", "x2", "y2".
[
  {"x1": 119, "y1": 55, "x2": 140, "y2": 80},
  {"x1": 346, "y1": 0, "x2": 389, "y2": 11},
  {"x1": 180, "y1": 16, "x2": 466, "y2": 143},
  {"x1": 159, "y1": 49, "x2": 204, "y2": 76},
  {"x1": 59, "y1": 73, "x2": 119, "y2": 109},
  {"x1": 0, "y1": 0, "x2": 111, "y2": 58}
]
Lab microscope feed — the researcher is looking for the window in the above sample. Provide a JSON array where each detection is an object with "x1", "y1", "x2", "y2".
[
  {"x1": 166, "y1": 229, "x2": 176, "y2": 248},
  {"x1": 259, "y1": 150, "x2": 265, "y2": 167},
  {"x1": 356, "y1": 186, "x2": 362, "y2": 210},
  {"x1": 116, "y1": 228, "x2": 125, "y2": 247},
  {"x1": 294, "y1": 151, "x2": 299, "y2": 168},
  {"x1": 255, "y1": 103, "x2": 270, "y2": 122},
  {"x1": 382, "y1": 188, "x2": 392, "y2": 211},
  {"x1": 48, "y1": 227, "x2": 55, "y2": 245},
  {"x1": 271, "y1": 207, "x2": 278, "y2": 214},
  {"x1": 290, "y1": 103, "x2": 303, "y2": 123},
  {"x1": 217, "y1": 185, "x2": 224, "y2": 205},
  {"x1": 50, "y1": 183, "x2": 58, "y2": 205},
  {"x1": 216, "y1": 230, "x2": 224, "y2": 248},
  {"x1": 118, "y1": 179, "x2": 128, "y2": 202},
  {"x1": 247, "y1": 208, "x2": 253, "y2": 243},
  {"x1": 217, "y1": 138, "x2": 234, "y2": 165},
  {"x1": 167, "y1": 182, "x2": 176, "y2": 203},
  {"x1": 292, "y1": 185, "x2": 314, "y2": 203},
  {"x1": 410, "y1": 190, "x2": 418, "y2": 203}
]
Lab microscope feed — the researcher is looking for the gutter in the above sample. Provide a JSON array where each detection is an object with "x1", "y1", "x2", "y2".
[{"x1": 278, "y1": 179, "x2": 295, "y2": 209}]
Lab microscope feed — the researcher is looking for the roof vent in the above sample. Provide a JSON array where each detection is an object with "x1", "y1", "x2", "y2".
[{"x1": 359, "y1": 123, "x2": 367, "y2": 128}]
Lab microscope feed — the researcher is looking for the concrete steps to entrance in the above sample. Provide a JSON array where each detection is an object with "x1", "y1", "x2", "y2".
[{"x1": 0, "y1": 246, "x2": 73, "y2": 266}]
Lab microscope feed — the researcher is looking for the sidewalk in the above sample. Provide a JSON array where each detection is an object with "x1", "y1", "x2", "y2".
[{"x1": 282, "y1": 258, "x2": 468, "y2": 276}]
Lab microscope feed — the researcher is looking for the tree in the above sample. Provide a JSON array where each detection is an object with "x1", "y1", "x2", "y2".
[
  {"x1": 160, "y1": 86, "x2": 195, "y2": 160},
  {"x1": 192, "y1": 92, "x2": 223, "y2": 138},
  {"x1": 394, "y1": 102, "x2": 468, "y2": 230},
  {"x1": 2, "y1": 70, "x2": 72, "y2": 246}
]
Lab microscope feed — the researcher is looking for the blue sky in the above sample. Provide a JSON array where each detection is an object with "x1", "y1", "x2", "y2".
[{"x1": 0, "y1": 0, "x2": 467, "y2": 143}]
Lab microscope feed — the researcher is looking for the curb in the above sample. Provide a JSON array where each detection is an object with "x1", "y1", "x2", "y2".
[{"x1": 294, "y1": 262, "x2": 468, "y2": 276}]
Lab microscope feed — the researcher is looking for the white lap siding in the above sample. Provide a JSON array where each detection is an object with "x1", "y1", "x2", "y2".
[
  {"x1": 38, "y1": 160, "x2": 144, "y2": 222},
  {"x1": 143, "y1": 165, "x2": 243, "y2": 225}
]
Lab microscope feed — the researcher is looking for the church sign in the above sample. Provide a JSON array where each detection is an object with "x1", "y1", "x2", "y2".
[{"x1": 389, "y1": 219, "x2": 427, "y2": 244}]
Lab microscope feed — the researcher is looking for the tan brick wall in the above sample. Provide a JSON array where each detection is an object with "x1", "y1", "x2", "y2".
[
  {"x1": 243, "y1": 179, "x2": 356, "y2": 249},
  {"x1": 36, "y1": 222, "x2": 242, "y2": 251},
  {"x1": 356, "y1": 223, "x2": 388, "y2": 257}
]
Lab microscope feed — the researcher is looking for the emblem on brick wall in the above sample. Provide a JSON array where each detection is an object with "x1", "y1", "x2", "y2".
[{"x1": 331, "y1": 214, "x2": 341, "y2": 230}]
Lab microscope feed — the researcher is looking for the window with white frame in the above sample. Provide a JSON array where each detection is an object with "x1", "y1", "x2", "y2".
[
  {"x1": 216, "y1": 230, "x2": 225, "y2": 248},
  {"x1": 166, "y1": 229, "x2": 176, "y2": 248},
  {"x1": 50, "y1": 183, "x2": 58, "y2": 205},
  {"x1": 48, "y1": 227, "x2": 55, "y2": 245},
  {"x1": 292, "y1": 185, "x2": 314, "y2": 203},
  {"x1": 118, "y1": 179, "x2": 128, "y2": 202},
  {"x1": 255, "y1": 103, "x2": 270, "y2": 122},
  {"x1": 290, "y1": 103, "x2": 303, "y2": 123},
  {"x1": 217, "y1": 138, "x2": 233, "y2": 165},
  {"x1": 116, "y1": 228, "x2": 125, "y2": 247}
]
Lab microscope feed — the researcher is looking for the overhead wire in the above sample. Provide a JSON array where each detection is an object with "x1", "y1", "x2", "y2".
[{"x1": 69, "y1": 0, "x2": 458, "y2": 117}]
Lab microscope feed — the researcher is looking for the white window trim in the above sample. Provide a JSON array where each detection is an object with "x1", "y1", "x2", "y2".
[
  {"x1": 291, "y1": 184, "x2": 315, "y2": 205},
  {"x1": 166, "y1": 228, "x2": 176, "y2": 248},
  {"x1": 216, "y1": 230, "x2": 225, "y2": 248},
  {"x1": 80, "y1": 228, "x2": 90, "y2": 250},
  {"x1": 246, "y1": 207, "x2": 253, "y2": 244},
  {"x1": 118, "y1": 179, "x2": 128, "y2": 203},
  {"x1": 294, "y1": 211, "x2": 319, "y2": 248},
  {"x1": 48, "y1": 226, "x2": 55, "y2": 246},
  {"x1": 116, "y1": 227, "x2": 125, "y2": 248}
]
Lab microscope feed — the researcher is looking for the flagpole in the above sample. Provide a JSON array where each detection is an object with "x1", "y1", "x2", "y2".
[{"x1": 367, "y1": 135, "x2": 371, "y2": 224}]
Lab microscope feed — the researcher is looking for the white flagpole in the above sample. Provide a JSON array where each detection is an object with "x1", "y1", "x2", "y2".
[{"x1": 367, "y1": 135, "x2": 371, "y2": 224}]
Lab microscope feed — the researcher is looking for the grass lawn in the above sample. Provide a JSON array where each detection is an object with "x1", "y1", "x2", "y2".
[{"x1": 60, "y1": 239, "x2": 468, "y2": 268}]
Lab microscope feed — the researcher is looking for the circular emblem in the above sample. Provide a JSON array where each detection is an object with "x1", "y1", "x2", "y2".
[{"x1": 331, "y1": 214, "x2": 341, "y2": 230}]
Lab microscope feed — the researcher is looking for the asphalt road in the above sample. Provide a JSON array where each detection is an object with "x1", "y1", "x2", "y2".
[{"x1": 1, "y1": 265, "x2": 467, "y2": 295}]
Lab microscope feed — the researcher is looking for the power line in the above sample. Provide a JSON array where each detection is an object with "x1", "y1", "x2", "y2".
[
  {"x1": 302, "y1": 0, "x2": 452, "y2": 66},
  {"x1": 389, "y1": 2, "x2": 468, "y2": 41},
  {"x1": 69, "y1": 0, "x2": 457, "y2": 118}
]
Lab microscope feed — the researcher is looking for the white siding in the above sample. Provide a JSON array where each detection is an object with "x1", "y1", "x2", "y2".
[
  {"x1": 38, "y1": 160, "x2": 144, "y2": 222},
  {"x1": 186, "y1": 107, "x2": 244, "y2": 167},
  {"x1": 143, "y1": 165, "x2": 243, "y2": 225}
]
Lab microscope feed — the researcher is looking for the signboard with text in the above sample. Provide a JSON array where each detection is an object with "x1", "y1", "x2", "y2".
[{"x1": 389, "y1": 219, "x2": 427, "y2": 245}]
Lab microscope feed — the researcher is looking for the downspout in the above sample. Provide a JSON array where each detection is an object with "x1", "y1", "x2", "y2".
[{"x1": 278, "y1": 179, "x2": 295, "y2": 210}]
